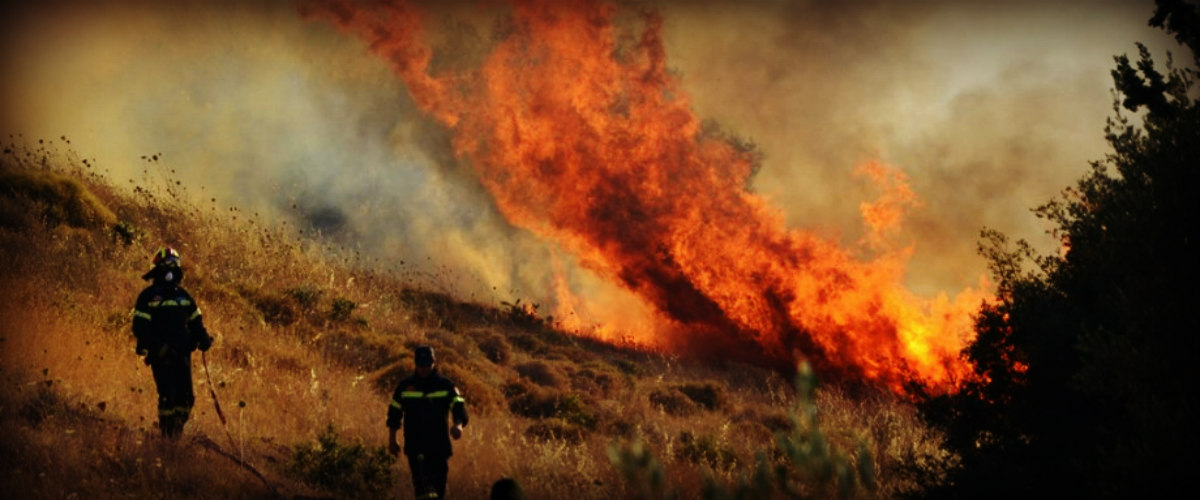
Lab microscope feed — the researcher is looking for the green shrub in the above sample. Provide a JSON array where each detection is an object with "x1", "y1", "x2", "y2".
[
  {"x1": 285, "y1": 424, "x2": 396, "y2": 499},
  {"x1": 285, "y1": 285, "x2": 323, "y2": 310}
]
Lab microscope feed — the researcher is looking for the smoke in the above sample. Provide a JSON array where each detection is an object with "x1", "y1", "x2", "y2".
[
  {"x1": 0, "y1": 0, "x2": 1181, "y2": 339},
  {"x1": 0, "y1": 0, "x2": 552, "y2": 298},
  {"x1": 656, "y1": 0, "x2": 1174, "y2": 294}
]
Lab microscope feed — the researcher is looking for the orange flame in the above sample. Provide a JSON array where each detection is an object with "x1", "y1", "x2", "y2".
[{"x1": 306, "y1": 0, "x2": 991, "y2": 394}]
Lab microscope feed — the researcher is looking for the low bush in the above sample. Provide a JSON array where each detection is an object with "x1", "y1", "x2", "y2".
[
  {"x1": 477, "y1": 333, "x2": 512, "y2": 365},
  {"x1": 676, "y1": 382, "x2": 725, "y2": 411},
  {"x1": 509, "y1": 387, "x2": 597, "y2": 429},
  {"x1": 647, "y1": 388, "x2": 696, "y2": 417},
  {"x1": 285, "y1": 424, "x2": 397, "y2": 499},
  {"x1": 515, "y1": 360, "x2": 566, "y2": 388},
  {"x1": 329, "y1": 297, "x2": 356, "y2": 322}
]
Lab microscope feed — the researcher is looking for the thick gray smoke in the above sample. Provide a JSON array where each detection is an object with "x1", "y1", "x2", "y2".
[{"x1": 0, "y1": 0, "x2": 1183, "y2": 315}]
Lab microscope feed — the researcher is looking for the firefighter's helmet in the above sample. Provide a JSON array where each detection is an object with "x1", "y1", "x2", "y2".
[
  {"x1": 153, "y1": 247, "x2": 181, "y2": 267},
  {"x1": 415, "y1": 346, "x2": 436, "y2": 367}
]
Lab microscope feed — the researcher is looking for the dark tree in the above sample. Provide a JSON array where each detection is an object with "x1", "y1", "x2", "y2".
[{"x1": 919, "y1": 1, "x2": 1200, "y2": 497}]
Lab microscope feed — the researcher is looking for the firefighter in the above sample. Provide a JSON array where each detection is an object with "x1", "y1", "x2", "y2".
[
  {"x1": 387, "y1": 346, "x2": 469, "y2": 499},
  {"x1": 132, "y1": 246, "x2": 213, "y2": 438}
]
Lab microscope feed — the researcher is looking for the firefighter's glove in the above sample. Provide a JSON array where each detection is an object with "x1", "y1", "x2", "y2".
[
  {"x1": 388, "y1": 439, "x2": 401, "y2": 457},
  {"x1": 451, "y1": 423, "x2": 463, "y2": 440},
  {"x1": 198, "y1": 336, "x2": 213, "y2": 352}
]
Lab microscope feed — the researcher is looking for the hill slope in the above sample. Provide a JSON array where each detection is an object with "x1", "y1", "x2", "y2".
[{"x1": 0, "y1": 139, "x2": 947, "y2": 499}]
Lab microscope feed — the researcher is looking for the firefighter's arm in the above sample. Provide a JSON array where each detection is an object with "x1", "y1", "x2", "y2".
[
  {"x1": 386, "y1": 387, "x2": 404, "y2": 455},
  {"x1": 451, "y1": 386, "x2": 468, "y2": 429},
  {"x1": 132, "y1": 294, "x2": 153, "y2": 357},
  {"x1": 186, "y1": 298, "x2": 213, "y2": 352},
  {"x1": 386, "y1": 426, "x2": 401, "y2": 457}
]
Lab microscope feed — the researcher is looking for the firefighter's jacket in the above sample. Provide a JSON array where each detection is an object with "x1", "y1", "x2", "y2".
[
  {"x1": 132, "y1": 282, "x2": 210, "y2": 360},
  {"x1": 388, "y1": 371, "x2": 469, "y2": 458}
]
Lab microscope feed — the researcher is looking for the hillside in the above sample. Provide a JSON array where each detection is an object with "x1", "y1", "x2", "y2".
[{"x1": 0, "y1": 138, "x2": 949, "y2": 499}]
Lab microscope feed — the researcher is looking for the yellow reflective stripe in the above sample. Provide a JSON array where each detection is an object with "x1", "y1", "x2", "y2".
[
  {"x1": 400, "y1": 390, "x2": 453, "y2": 399},
  {"x1": 189, "y1": 308, "x2": 202, "y2": 321},
  {"x1": 149, "y1": 299, "x2": 191, "y2": 307},
  {"x1": 133, "y1": 309, "x2": 152, "y2": 320},
  {"x1": 453, "y1": 396, "x2": 466, "y2": 404},
  {"x1": 158, "y1": 406, "x2": 191, "y2": 416}
]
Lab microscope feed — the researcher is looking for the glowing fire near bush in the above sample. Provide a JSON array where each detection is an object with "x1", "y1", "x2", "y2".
[{"x1": 304, "y1": 0, "x2": 990, "y2": 394}]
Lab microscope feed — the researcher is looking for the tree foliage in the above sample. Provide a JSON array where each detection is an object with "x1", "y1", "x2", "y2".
[{"x1": 919, "y1": 1, "x2": 1200, "y2": 497}]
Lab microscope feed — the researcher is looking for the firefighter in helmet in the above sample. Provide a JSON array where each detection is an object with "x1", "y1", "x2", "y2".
[
  {"x1": 387, "y1": 346, "x2": 469, "y2": 499},
  {"x1": 132, "y1": 246, "x2": 213, "y2": 438}
]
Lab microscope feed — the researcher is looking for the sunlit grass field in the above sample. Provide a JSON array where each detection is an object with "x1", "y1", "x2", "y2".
[{"x1": 0, "y1": 137, "x2": 951, "y2": 499}]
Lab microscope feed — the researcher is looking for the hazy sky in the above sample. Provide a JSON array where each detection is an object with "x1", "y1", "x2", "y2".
[{"x1": 0, "y1": 0, "x2": 1181, "y2": 310}]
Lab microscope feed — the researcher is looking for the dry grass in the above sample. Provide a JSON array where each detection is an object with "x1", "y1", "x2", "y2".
[{"x1": 0, "y1": 138, "x2": 952, "y2": 499}]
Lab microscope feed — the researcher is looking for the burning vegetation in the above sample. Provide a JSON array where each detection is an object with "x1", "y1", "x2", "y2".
[{"x1": 304, "y1": 0, "x2": 990, "y2": 395}]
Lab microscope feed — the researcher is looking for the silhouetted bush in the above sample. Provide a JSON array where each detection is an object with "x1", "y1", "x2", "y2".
[
  {"x1": 648, "y1": 388, "x2": 696, "y2": 416},
  {"x1": 329, "y1": 297, "x2": 356, "y2": 322},
  {"x1": 676, "y1": 382, "x2": 725, "y2": 411},
  {"x1": 919, "y1": 3, "x2": 1200, "y2": 497}
]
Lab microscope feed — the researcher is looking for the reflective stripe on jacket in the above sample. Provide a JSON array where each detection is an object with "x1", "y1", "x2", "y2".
[
  {"x1": 387, "y1": 371, "x2": 468, "y2": 458},
  {"x1": 133, "y1": 282, "x2": 209, "y2": 356}
]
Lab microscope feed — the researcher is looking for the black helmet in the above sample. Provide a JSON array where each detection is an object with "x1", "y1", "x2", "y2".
[{"x1": 415, "y1": 346, "x2": 435, "y2": 367}]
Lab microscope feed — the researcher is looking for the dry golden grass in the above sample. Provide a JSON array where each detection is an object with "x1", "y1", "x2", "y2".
[{"x1": 0, "y1": 138, "x2": 951, "y2": 499}]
